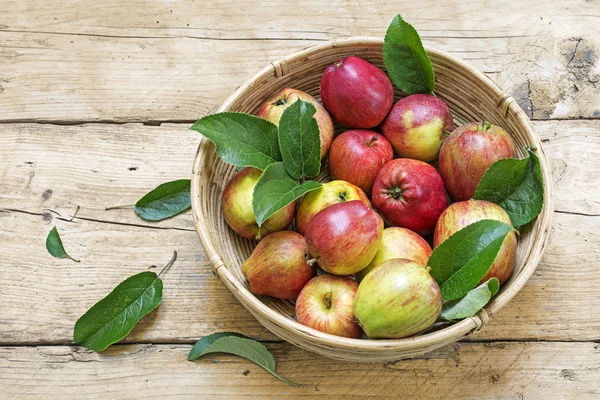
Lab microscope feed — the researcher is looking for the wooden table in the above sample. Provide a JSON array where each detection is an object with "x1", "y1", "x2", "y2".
[{"x1": 1, "y1": 1, "x2": 599, "y2": 398}]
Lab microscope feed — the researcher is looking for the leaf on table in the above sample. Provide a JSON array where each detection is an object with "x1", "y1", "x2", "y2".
[
  {"x1": 278, "y1": 100, "x2": 321, "y2": 180},
  {"x1": 474, "y1": 147, "x2": 544, "y2": 228},
  {"x1": 190, "y1": 112, "x2": 281, "y2": 171},
  {"x1": 440, "y1": 278, "x2": 500, "y2": 321},
  {"x1": 187, "y1": 333, "x2": 299, "y2": 387},
  {"x1": 135, "y1": 179, "x2": 191, "y2": 221},
  {"x1": 46, "y1": 226, "x2": 80, "y2": 262},
  {"x1": 383, "y1": 14, "x2": 435, "y2": 94},
  {"x1": 252, "y1": 162, "x2": 321, "y2": 227},
  {"x1": 428, "y1": 220, "x2": 514, "y2": 301}
]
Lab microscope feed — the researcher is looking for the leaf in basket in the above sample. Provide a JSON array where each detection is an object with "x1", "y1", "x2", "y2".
[
  {"x1": 73, "y1": 252, "x2": 177, "y2": 352},
  {"x1": 278, "y1": 100, "x2": 321, "y2": 180},
  {"x1": 187, "y1": 333, "x2": 300, "y2": 387},
  {"x1": 46, "y1": 226, "x2": 80, "y2": 262},
  {"x1": 383, "y1": 14, "x2": 435, "y2": 94},
  {"x1": 134, "y1": 179, "x2": 191, "y2": 221},
  {"x1": 440, "y1": 278, "x2": 499, "y2": 321},
  {"x1": 474, "y1": 147, "x2": 544, "y2": 228},
  {"x1": 428, "y1": 220, "x2": 514, "y2": 301},
  {"x1": 252, "y1": 162, "x2": 321, "y2": 227},
  {"x1": 190, "y1": 112, "x2": 281, "y2": 171}
]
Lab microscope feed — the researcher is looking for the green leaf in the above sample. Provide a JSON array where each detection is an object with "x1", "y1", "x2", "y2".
[
  {"x1": 428, "y1": 220, "x2": 513, "y2": 301},
  {"x1": 440, "y1": 278, "x2": 499, "y2": 321},
  {"x1": 383, "y1": 14, "x2": 435, "y2": 94},
  {"x1": 278, "y1": 100, "x2": 321, "y2": 180},
  {"x1": 134, "y1": 179, "x2": 191, "y2": 221},
  {"x1": 73, "y1": 252, "x2": 177, "y2": 351},
  {"x1": 252, "y1": 162, "x2": 321, "y2": 227},
  {"x1": 474, "y1": 147, "x2": 544, "y2": 228},
  {"x1": 187, "y1": 333, "x2": 299, "y2": 387},
  {"x1": 46, "y1": 226, "x2": 79, "y2": 262},
  {"x1": 190, "y1": 112, "x2": 281, "y2": 171}
]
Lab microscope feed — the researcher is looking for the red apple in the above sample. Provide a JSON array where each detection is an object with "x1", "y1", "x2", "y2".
[
  {"x1": 320, "y1": 56, "x2": 394, "y2": 128},
  {"x1": 242, "y1": 231, "x2": 315, "y2": 299},
  {"x1": 295, "y1": 274, "x2": 361, "y2": 338},
  {"x1": 222, "y1": 167, "x2": 295, "y2": 240},
  {"x1": 257, "y1": 88, "x2": 334, "y2": 159},
  {"x1": 438, "y1": 121, "x2": 517, "y2": 201},
  {"x1": 305, "y1": 201, "x2": 383, "y2": 275},
  {"x1": 295, "y1": 180, "x2": 371, "y2": 236},
  {"x1": 381, "y1": 94, "x2": 454, "y2": 162},
  {"x1": 355, "y1": 227, "x2": 432, "y2": 282},
  {"x1": 434, "y1": 199, "x2": 517, "y2": 285},
  {"x1": 372, "y1": 158, "x2": 448, "y2": 235},
  {"x1": 328, "y1": 130, "x2": 394, "y2": 195}
]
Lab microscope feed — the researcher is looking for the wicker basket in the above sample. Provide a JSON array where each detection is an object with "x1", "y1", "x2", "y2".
[{"x1": 191, "y1": 37, "x2": 554, "y2": 362}]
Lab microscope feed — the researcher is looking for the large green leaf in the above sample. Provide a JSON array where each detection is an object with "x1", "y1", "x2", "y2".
[
  {"x1": 46, "y1": 226, "x2": 79, "y2": 262},
  {"x1": 474, "y1": 147, "x2": 544, "y2": 228},
  {"x1": 440, "y1": 278, "x2": 499, "y2": 321},
  {"x1": 252, "y1": 162, "x2": 321, "y2": 227},
  {"x1": 134, "y1": 179, "x2": 191, "y2": 221},
  {"x1": 278, "y1": 100, "x2": 321, "y2": 180},
  {"x1": 190, "y1": 112, "x2": 281, "y2": 171},
  {"x1": 428, "y1": 220, "x2": 513, "y2": 301},
  {"x1": 383, "y1": 14, "x2": 435, "y2": 94}
]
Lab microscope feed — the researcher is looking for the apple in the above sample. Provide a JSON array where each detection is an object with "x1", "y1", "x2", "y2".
[
  {"x1": 354, "y1": 259, "x2": 442, "y2": 339},
  {"x1": 295, "y1": 274, "x2": 361, "y2": 338},
  {"x1": 257, "y1": 88, "x2": 334, "y2": 159},
  {"x1": 355, "y1": 227, "x2": 432, "y2": 283},
  {"x1": 305, "y1": 201, "x2": 383, "y2": 275},
  {"x1": 438, "y1": 121, "x2": 517, "y2": 201},
  {"x1": 222, "y1": 167, "x2": 295, "y2": 240},
  {"x1": 372, "y1": 158, "x2": 448, "y2": 235},
  {"x1": 242, "y1": 231, "x2": 315, "y2": 299},
  {"x1": 434, "y1": 199, "x2": 517, "y2": 285},
  {"x1": 381, "y1": 94, "x2": 454, "y2": 162},
  {"x1": 320, "y1": 56, "x2": 394, "y2": 128},
  {"x1": 295, "y1": 180, "x2": 370, "y2": 235},
  {"x1": 328, "y1": 130, "x2": 394, "y2": 195}
]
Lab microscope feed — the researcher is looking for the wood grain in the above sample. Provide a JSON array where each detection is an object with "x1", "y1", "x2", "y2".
[
  {"x1": 0, "y1": 0, "x2": 598, "y2": 122},
  {"x1": 1, "y1": 342, "x2": 599, "y2": 398}
]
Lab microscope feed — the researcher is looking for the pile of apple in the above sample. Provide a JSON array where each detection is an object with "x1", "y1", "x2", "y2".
[{"x1": 222, "y1": 56, "x2": 517, "y2": 339}]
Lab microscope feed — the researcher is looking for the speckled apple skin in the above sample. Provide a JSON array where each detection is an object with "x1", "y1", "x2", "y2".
[
  {"x1": 221, "y1": 167, "x2": 295, "y2": 240},
  {"x1": 438, "y1": 122, "x2": 517, "y2": 201},
  {"x1": 372, "y1": 158, "x2": 448, "y2": 235},
  {"x1": 295, "y1": 180, "x2": 371, "y2": 236},
  {"x1": 434, "y1": 200, "x2": 517, "y2": 285},
  {"x1": 381, "y1": 94, "x2": 454, "y2": 162},
  {"x1": 305, "y1": 201, "x2": 383, "y2": 275},
  {"x1": 355, "y1": 227, "x2": 433, "y2": 282},
  {"x1": 320, "y1": 56, "x2": 394, "y2": 128},
  {"x1": 354, "y1": 259, "x2": 441, "y2": 339},
  {"x1": 242, "y1": 231, "x2": 315, "y2": 299},
  {"x1": 295, "y1": 275, "x2": 361, "y2": 338},
  {"x1": 257, "y1": 88, "x2": 334, "y2": 159},
  {"x1": 329, "y1": 130, "x2": 394, "y2": 195}
]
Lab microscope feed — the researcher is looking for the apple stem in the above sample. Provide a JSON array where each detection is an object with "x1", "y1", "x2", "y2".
[
  {"x1": 481, "y1": 121, "x2": 492, "y2": 132},
  {"x1": 306, "y1": 258, "x2": 318, "y2": 266},
  {"x1": 443, "y1": 130, "x2": 453, "y2": 137},
  {"x1": 366, "y1": 136, "x2": 378, "y2": 146},
  {"x1": 323, "y1": 290, "x2": 333, "y2": 309}
]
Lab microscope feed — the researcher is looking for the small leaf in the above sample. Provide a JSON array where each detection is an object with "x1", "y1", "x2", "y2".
[
  {"x1": 428, "y1": 220, "x2": 513, "y2": 301},
  {"x1": 252, "y1": 162, "x2": 321, "y2": 227},
  {"x1": 278, "y1": 100, "x2": 321, "y2": 180},
  {"x1": 474, "y1": 148, "x2": 544, "y2": 228},
  {"x1": 73, "y1": 252, "x2": 176, "y2": 351},
  {"x1": 134, "y1": 179, "x2": 191, "y2": 221},
  {"x1": 188, "y1": 333, "x2": 299, "y2": 387},
  {"x1": 383, "y1": 14, "x2": 435, "y2": 94},
  {"x1": 440, "y1": 278, "x2": 499, "y2": 321},
  {"x1": 46, "y1": 226, "x2": 79, "y2": 262},
  {"x1": 190, "y1": 112, "x2": 281, "y2": 171}
]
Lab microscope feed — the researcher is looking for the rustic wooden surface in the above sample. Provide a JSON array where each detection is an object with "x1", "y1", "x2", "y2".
[{"x1": 1, "y1": 1, "x2": 599, "y2": 398}]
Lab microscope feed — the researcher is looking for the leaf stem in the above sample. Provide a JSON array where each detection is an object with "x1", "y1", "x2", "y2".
[
  {"x1": 157, "y1": 251, "x2": 178, "y2": 277},
  {"x1": 67, "y1": 254, "x2": 81, "y2": 263},
  {"x1": 104, "y1": 204, "x2": 135, "y2": 210},
  {"x1": 69, "y1": 206, "x2": 81, "y2": 221},
  {"x1": 266, "y1": 370, "x2": 302, "y2": 387}
]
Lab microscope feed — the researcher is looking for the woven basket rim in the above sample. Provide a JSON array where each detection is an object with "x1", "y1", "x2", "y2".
[{"x1": 191, "y1": 37, "x2": 554, "y2": 352}]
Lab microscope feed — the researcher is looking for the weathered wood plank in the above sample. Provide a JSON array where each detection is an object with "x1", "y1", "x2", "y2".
[
  {"x1": 1, "y1": 342, "x2": 599, "y2": 398},
  {"x1": 0, "y1": 0, "x2": 598, "y2": 122}
]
